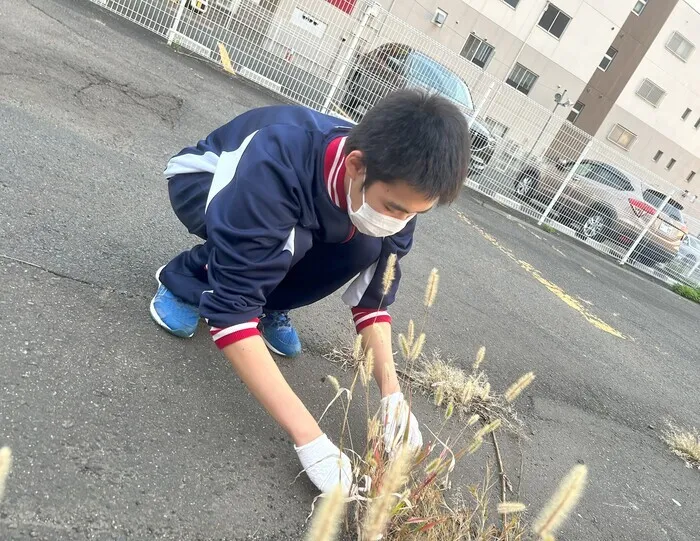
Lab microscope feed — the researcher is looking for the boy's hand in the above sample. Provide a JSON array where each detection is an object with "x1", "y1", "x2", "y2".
[
  {"x1": 380, "y1": 392, "x2": 423, "y2": 452},
  {"x1": 295, "y1": 434, "x2": 353, "y2": 495}
]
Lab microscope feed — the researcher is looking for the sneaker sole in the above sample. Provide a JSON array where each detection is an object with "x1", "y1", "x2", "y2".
[
  {"x1": 150, "y1": 267, "x2": 196, "y2": 339},
  {"x1": 149, "y1": 297, "x2": 196, "y2": 339},
  {"x1": 261, "y1": 335, "x2": 300, "y2": 358}
]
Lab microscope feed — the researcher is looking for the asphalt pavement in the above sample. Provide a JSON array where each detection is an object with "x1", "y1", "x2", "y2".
[{"x1": 1, "y1": 1, "x2": 699, "y2": 539}]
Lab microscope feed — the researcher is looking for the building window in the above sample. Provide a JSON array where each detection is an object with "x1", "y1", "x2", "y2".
[
  {"x1": 653, "y1": 150, "x2": 664, "y2": 162},
  {"x1": 636, "y1": 79, "x2": 666, "y2": 107},
  {"x1": 537, "y1": 4, "x2": 571, "y2": 39},
  {"x1": 607, "y1": 124, "x2": 637, "y2": 150},
  {"x1": 632, "y1": 0, "x2": 647, "y2": 16},
  {"x1": 460, "y1": 34, "x2": 495, "y2": 69},
  {"x1": 502, "y1": 0, "x2": 519, "y2": 8},
  {"x1": 483, "y1": 117, "x2": 509, "y2": 138},
  {"x1": 667, "y1": 158, "x2": 677, "y2": 171},
  {"x1": 682, "y1": 108, "x2": 692, "y2": 120},
  {"x1": 666, "y1": 31, "x2": 695, "y2": 61},
  {"x1": 567, "y1": 101, "x2": 585, "y2": 123},
  {"x1": 598, "y1": 46, "x2": 618, "y2": 71},
  {"x1": 688, "y1": 171, "x2": 696, "y2": 182},
  {"x1": 432, "y1": 7, "x2": 448, "y2": 27},
  {"x1": 506, "y1": 63, "x2": 539, "y2": 95}
]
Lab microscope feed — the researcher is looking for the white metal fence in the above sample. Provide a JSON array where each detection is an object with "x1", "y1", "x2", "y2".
[{"x1": 92, "y1": 0, "x2": 700, "y2": 288}]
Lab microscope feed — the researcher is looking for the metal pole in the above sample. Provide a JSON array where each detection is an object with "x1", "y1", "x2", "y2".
[
  {"x1": 619, "y1": 191, "x2": 675, "y2": 265},
  {"x1": 538, "y1": 141, "x2": 591, "y2": 225},
  {"x1": 321, "y1": 1, "x2": 375, "y2": 115},
  {"x1": 168, "y1": 0, "x2": 188, "y2": 45},
  {"x1": 529, "y1": 90, "x2": 566, "y2": 157},
  {"x1": 688, "y1": 258, "x2": 700, "y2": 279},
  {"x1": 473, "y1": 81, "x2": 495, "y2": 119}
]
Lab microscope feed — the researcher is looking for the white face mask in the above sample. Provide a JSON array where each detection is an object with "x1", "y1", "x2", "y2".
[{"x1": 347, "y1": 176, "x2": 415, "y2": 237}]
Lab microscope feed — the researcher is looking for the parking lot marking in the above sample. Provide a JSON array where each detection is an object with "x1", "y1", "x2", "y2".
[
  {"x1": 456, "y1": 211, "x2": 626, "y2": 339},
  {"x1": 551, "y1": 245, "x2": 567, "y2": 258},
  {"x1": 217, "y1": 43, "x2": 235, "y2": 74}
]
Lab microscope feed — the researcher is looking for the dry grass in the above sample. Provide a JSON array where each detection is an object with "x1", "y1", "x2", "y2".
[
  {"x1": 663, "y1": 423, "x2": 700, "y2": 469},
  {"x1": 403, "y1": 349, "x2": 526, "y2": 435},
  {"x1": 310, "y1": 267, "x2": 585, "y2": 541},
  {"x1": 324, "y1": 344, "x2": 361, "y2": 372},
  {"x1": 347, "y1": 414, "x2": 529, "y2": 541}
]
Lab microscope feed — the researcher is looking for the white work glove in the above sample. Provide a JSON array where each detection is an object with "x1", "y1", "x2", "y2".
[
  {"x1": 295, "y1": 433, "x2": 353, "y2": 495},
  {"x1": 380, "y1": 391, "x2": 423, "y2": 453}
]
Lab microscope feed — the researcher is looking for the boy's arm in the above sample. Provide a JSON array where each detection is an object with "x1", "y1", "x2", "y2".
[
  {"x1": 222, "y1": 336, "x2": 322, "y2": 446},
  {"x1": 358, "y1": 322, "x2": 400, "y2": 397},
  {"x1": 344, "y1": 221, "x2": 422, "y2": 450}
]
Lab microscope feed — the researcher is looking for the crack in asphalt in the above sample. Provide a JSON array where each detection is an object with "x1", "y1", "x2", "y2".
[
  {"x1": 26, "y1": 0, "x2": 93, "y2": 42},
  {"x1": 0, "y1": 253, "x2": 150, "y2": 300},
  {"x1": 72, "y1": 68, "x2": 184, "y2": 128}
]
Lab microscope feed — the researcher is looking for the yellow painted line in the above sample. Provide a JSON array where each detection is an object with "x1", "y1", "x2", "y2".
[
  {"x1": 217, "y1": 42, "x2": 236, "y2": 75},
  {"x1": 456, "y1": 211, "x2": 626, "y2": 339}
]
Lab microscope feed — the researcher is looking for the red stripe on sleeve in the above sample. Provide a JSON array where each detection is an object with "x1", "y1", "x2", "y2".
[
  {"x1": 351, "y1": 307, "x2": 392, "y2": 332},
  {"x1": 210, "y1": 318, "x2": 261, "y2": 349}
]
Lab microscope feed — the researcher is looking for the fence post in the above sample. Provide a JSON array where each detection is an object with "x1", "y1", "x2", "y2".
[
  {"x1": 619, "y1": 190, "x2": 675, "y2": 266},
  {"x1": 537, "y1": 141, "x2": 592, "y2": 226},
  {"x1": 168, "y1": 0, "x2": 188, "y2": 45},
  {"x1": 473, "y1": 82, "x2": 495, "y2": 120},
  {"x1": 320, "y1": 1, "x2": 377, "y2": 115}
]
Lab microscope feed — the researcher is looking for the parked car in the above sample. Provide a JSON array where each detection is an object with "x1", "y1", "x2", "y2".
[
  {"x1": 340, "y1": 42, "x2": 494, "y2": 174},
  {"x1": 514, "y1": 159, "x2": 687, "y2": 265},
  {"x1": 676, "y1": 234, "x2": 700, "y2": 268}
]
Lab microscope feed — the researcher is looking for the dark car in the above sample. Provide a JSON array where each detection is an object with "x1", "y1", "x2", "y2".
[{"x1": 340, "y1": 42, "x2": 494, "y2": 175}]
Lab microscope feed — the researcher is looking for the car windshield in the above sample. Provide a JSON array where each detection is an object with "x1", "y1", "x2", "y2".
[
  {"x1": 642, "y1": 191, "x2": 685, "y2": 223},
  {"x1": 406, "y1": 52, "x2": 474, "y2": 110}
]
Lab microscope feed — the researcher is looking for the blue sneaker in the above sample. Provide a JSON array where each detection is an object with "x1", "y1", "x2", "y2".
[
  {"x1": 149, "y1": 268, "x2": 200, "y2": 338},
  {"x1": 260, "y1": 311, "x2": 302, "y2": 357}
]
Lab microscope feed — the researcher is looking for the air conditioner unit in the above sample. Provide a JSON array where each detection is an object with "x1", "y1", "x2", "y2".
[
  {"x1": 187, "y1": 0, "x2": 208, "y2": 14},
  {"x1": 432, "y1": 8, "x2": 447, "y2": 27}
]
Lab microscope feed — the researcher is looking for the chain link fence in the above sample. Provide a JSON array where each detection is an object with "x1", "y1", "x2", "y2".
[{"x1": 92, "y1": 0, "x2": 700, "y2": 288}]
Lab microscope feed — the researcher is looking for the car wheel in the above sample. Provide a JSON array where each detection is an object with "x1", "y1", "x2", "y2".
[
  {"x1": 514, "y1": 173, "x2": 537, "y2": 200},
  {"x1": 579, "y1": 209, "x2": 610, "y2": 242}
]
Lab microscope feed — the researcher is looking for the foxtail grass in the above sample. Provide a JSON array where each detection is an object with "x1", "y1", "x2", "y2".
[{"x1": 0, "y1": 447, "x2": 12, "y2": 502}]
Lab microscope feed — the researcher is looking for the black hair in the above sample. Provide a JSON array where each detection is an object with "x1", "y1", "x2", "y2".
[{"x1": 345, "y1": 89, "x2": 470, "y2": 205}]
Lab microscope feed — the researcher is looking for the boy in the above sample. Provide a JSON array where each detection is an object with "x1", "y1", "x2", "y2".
[{"x1": 150, "y1": 89, "x2": 470, "y2": 494}]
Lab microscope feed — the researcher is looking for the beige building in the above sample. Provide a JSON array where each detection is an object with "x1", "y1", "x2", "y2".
[
  {"x1": 378, "y1": 0, "x2": 636, "y2": 111},
  {"x1": 375, "y1": 0, "x2": 700, "y2": 199},
  {"x1": 583, "y1": 0, "x2": 700, "y2": 195}
]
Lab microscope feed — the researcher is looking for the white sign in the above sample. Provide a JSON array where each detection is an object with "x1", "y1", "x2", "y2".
[{"x1": 290, "y1": 7, "x2": 327, "y2": 39}]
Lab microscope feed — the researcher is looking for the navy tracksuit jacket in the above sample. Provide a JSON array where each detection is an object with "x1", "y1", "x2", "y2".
[{"x1": 161, "y1": 105, "x2": 415, "y2": 349}]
